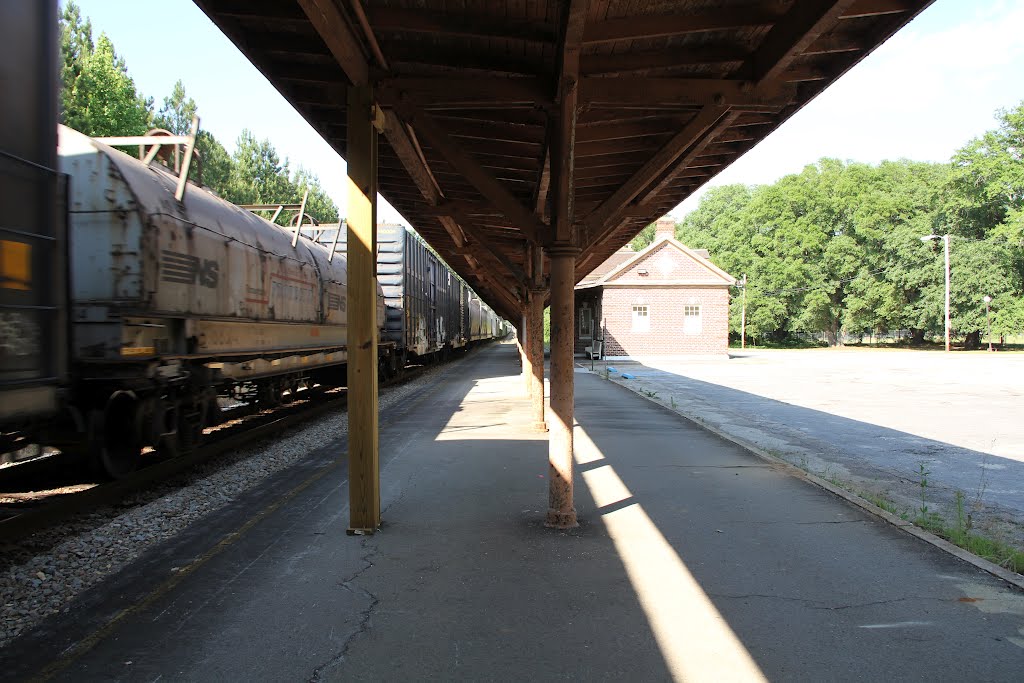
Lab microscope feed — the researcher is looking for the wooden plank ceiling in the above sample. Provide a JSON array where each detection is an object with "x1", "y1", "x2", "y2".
[{"x1": 193, "y1": 0, "x2": 933, "y2": 321}]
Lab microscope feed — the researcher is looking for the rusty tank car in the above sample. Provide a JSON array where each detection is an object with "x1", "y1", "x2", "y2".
[{"x1": 54, "y1": 125, "x2": 391, "y2": 476}]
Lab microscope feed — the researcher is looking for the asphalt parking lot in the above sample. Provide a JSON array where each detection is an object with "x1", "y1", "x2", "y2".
[{"x1": 592, "y1": 348, "x2": 1024, "y2": 549}]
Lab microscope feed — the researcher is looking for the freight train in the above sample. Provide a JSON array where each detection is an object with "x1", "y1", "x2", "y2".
[{"x1": 0, "y1": 4, "x2": 506, "y2": 478}]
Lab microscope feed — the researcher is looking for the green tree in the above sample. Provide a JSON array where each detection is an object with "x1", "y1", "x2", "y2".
[
  {"x1": 226, "y1": 130, "x2": 294, "y2": 208},
  {"x1": 154, "y1": 80, "x2": 197, "y2": 135},
  {"x1": 629, "y1": 223, "x2": 656, "y2": 250},
  {"x1": 59, "y1": 3, "x2": 152, "y2": 137},
  {"x1": 290, "y1": 167, "x2": 339, "y2": 225},
  {"x1": 944, "y1": 102, "x2": 1024, "y2": 346},
  {"x1": 154, "y1": 80, "x2": 231, "y2": 194},
  {"x1": 59, "y1": 1, "x2": 93, "y2": 122}
]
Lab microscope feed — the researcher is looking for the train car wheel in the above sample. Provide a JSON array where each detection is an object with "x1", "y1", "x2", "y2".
[{"x1": 96, "y1": 395, "x2": 142, "y2": 479}]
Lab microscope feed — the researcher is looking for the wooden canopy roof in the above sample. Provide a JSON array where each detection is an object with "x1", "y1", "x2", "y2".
[{"x1": 193, "y1": 0, "x2": 933, "y2": 321}]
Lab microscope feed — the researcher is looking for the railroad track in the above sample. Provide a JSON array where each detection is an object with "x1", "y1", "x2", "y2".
[{"x1": 0, "y1": 367, "x2": 426, "y2": 545}]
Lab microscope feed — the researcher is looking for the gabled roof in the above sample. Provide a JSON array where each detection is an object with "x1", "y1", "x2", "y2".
[
  {"x1": 578, "y1": 248, "x2": 634, "y2": 286},
  {"x1": 578, "y1": 236, "x2": 735, "y2": 288}
]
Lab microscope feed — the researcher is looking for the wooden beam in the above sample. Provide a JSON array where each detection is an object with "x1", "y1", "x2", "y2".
[
  {"x1": 385, "y1": 44, "x2": 548, "y2": 77},
  {"x1": 842, "y1": 0, "x2": 919, "y2": 19},
  {"x1": 736, "y1": 1, "x2": 859, "y2": 87},
  {"x1": 378, "y1": 77, "x2": 551, "y2": 107},
  {"x1": 398, "y1": 107, "x2": 545, "y2": 245},
  {"x1": 367, "y1": 6, "x2": 557, "y2": 44},
  {"x1": 804, "y1": 33, "x2": 865, "y2": 55},
  {"x1": 579, "y1": 77, "x2": 795, "y2": 108},
  {"x1": 296, "y1": 0, "x2": 369, "y2": 86},
  {"x1": 576, "y1": 137, "x2": 665, "y2": 158},
  {"x1": 582, "y1": 44, "x2": 749, "y2": 75},
  {"x1": 580, "y1": 0, "x2": 911, "y2": 45},
  {"x1": 583, "y1": 106, "x2": 725, "y2": 240},
  {"x1": 576, "y1": 119, "x2": 678, "y2": 142},
  {"x1": 429, "y1": 117, "x2": 545, "y2": 145},
  {"x1": 637, "y1": 112, "x2": 740, "y2": 203},
  {"x1": 345, "y1": 84, "x2": 380, "y2": 534},
  {"x1": 584, "y1": 6, "x2": 786, "y2": 44},
  {"x1": 462, "y1": 224, "x2": 528, "y2": 286}
]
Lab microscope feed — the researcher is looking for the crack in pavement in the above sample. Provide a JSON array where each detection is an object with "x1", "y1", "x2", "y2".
[{"x1": 307, "y1": 541, "x2": 380, "y2": 683}]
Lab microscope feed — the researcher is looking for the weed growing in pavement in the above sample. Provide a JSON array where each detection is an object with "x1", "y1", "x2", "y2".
[
  {"x1": 974, "y1": 455, "x2": 991, "y2": 514},
  {"x1": 640, "y1": 388, "x2": 658, "y2": 399},
  {"x1": 861, "y1": 491, "x2": 905, "y2": 518},
  {"x1": 670, "y1": 396, "x2": 677, "y2": 409},
  {"x1": 850, "y1": 487, "x2": 1023, "y2": 573},
  {"x1": 917, "y1": 461, "x2": 931, "y2": 518},
  {"x1": 954, "y1": 489, "x2": 972, "y2": 537}
]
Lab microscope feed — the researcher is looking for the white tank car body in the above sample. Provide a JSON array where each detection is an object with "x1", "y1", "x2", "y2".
[{"x1": 59, "y1": 125, "x2": 383, "y2": 381}]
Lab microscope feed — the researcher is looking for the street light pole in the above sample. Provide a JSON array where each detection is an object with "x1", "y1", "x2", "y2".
[
  {"x1": 921, "y1": 234, "x2": 951, "y2": 351},
  {"x1": 983, "y1": 295, "x2": 993, "y2": 352},
  {"x1": 942, "y1": 234, "x2": 950, "y2": 352}
]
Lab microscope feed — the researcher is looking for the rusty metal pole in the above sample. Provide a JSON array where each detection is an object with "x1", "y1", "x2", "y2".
[
  {"x1": 529, "y1": 289, "x2": 548, "y2": 432},
  {"x1": 545, "y1": 245, "x2": 578, "y2": 528},
  {"x1": 518, "y1": 313, "x2": 530, "y2": 395}
]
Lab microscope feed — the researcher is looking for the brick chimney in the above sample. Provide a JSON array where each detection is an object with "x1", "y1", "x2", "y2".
[{"x1": 655, "y1": 217, "x2": 675, "y2": 241}]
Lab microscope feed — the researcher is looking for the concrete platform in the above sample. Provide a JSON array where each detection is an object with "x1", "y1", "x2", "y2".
[{"x1": 6, "y1": 342, "x2": 1024, "y2": 681}]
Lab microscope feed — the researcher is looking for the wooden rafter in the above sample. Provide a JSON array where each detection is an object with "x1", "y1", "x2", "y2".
[
  {"x1": 295, "y1": 0, "x2": 368, "y2": 85},
  {"x1": 582, "y1": 106, "x2": 726, "y2": 241},
  {"x1": 635, "y1": 112, "x2": 741, "y2": 204},
  {"x1": 366, "y1": 6, "x2": 556, "y2": 44},
  {"x1": 736, "y1": 0, "x2": 860, "y2": 87},
  {"x1": 378, "y1": 77, "x2": 551, "y2": 107},
  {"x1": 580, "y1": 77, "x2": 795, "y2": 109},
  {"x1": 397, "y1": 106, "x2": 545, "y2": 245},
  {"x1": 583, "y1": 5, "x2": 786, "y2": 44}
]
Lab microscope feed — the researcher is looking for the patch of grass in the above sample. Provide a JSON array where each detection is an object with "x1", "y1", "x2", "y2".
[
  {"x1": 946, "y1": 528, "x2": 1024, "y2": 574},
  {"x1": 861, "y1": 492, "x2": 904, "y2": 518},
  {"x1": 639, "y1": 388, "x2": 658, "y2": 399}
]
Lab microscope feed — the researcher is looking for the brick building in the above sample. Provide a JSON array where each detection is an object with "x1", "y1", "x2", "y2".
[{"x1": 575, "y1": 219, "x2": 735, "y2": 359}]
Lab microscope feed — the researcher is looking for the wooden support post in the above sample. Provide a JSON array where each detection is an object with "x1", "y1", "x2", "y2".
[
  {"x1": 545, "y1": 245, "x2": 578, "y2": 528},
  {"x1": 528, "y1": 289, "x2": 548, "y2": 432},
  {"x1": 346, "y1": 85, "x2": 380, "y2": 535}
]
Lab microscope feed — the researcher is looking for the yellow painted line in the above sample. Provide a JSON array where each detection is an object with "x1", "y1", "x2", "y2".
[{"x1": 31, "y1": 459, "x2": 346, "y2": 683}]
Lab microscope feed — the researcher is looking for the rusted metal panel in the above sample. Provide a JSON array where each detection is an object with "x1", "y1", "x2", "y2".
[{"x1": 58, "y1": 125, "x2": 360, "y2": 362}]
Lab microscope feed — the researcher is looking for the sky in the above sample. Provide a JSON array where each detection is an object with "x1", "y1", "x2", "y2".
[{"x1": 71, "y1": 0, "x2": 1024, "y2": 225}]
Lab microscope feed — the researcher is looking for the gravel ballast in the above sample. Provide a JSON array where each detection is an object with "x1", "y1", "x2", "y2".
[{"x1": 0, "y1": 362, "x2": 452, "y2": 648}]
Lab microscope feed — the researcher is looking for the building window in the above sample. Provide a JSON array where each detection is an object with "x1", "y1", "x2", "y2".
[
  {"x1": 683, "y1": 305, "x2": 702, "y2": 335},
  {"x1": 632, "y1": 305, "x2": 650, "y2": 333},
  {"x1": 579, "y1": 305, "x2": 593, "y2": 340}
]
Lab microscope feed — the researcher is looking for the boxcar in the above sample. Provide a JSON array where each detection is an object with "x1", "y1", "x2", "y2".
[
  {"x1": 0, "y1": 1, "x2": 68, "y2": 455},
  {"x1": 338, "y1": 223, "x2": 465, "y2": 363}
]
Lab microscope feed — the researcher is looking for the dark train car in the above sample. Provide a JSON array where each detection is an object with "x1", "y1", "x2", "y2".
[
  {"x1": 339, "y1": 223, "x2": 464, "y2": 363},
  {"x1": 0, "y1": 1, "x2": 68, "y2": 459}
]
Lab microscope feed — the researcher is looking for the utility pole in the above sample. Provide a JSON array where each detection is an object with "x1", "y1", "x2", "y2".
[
  {"x1": 740, "y1": 274, "x2": 747, "y2": 350},
  {"x1": 942, "y1": 234, "x2": 950, "y2": 352},
  {"x1": 984, "y1": 295, "x2": 993, "y2": 352}
]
